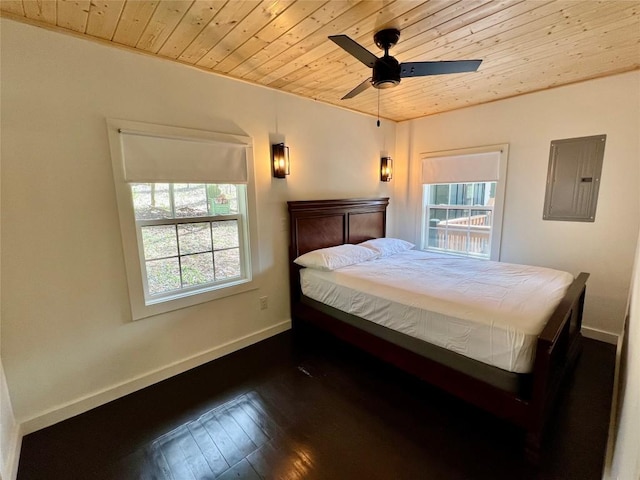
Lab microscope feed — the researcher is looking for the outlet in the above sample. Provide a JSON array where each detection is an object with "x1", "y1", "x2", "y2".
[{"x1": 259, "y1": 296, "x2": 268, "y2": 310}]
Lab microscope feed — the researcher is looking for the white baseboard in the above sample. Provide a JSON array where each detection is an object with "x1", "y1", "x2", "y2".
[
  {"x1": 12, "y1": 321, "x2": 617, "y2": 450},
  {"x1": 602, "y1": 323, "x2": 624, "y2": 480},
  {"x1": 582, "y1": 326, "x2": 619, "y2": 345},
  {"x1": 20, "y1": 320, "x2": 291, "y2": 435}
]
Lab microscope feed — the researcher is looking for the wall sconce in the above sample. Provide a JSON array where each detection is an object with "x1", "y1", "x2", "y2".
[
  {"x1": 380, "y1": 156, "x2": 393, "y2": 182},
  {"x1": 272, "y1": 143, "x2": 290, "y2": 178}
]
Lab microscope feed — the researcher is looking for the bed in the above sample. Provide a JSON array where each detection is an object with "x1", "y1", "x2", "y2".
[{"x1": 287, "y1": 197, "x2": 588, "y2": 462}]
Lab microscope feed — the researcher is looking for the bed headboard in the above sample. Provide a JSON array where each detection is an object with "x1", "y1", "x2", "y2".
[
  {"x1": 287, "y1": 197, "x2": 389, "y2": 258},
  {"x1": 287, "y1": 197, "x2": 389, "y2": 302}
]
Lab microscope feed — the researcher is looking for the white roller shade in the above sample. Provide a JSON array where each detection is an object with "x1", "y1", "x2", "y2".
[
  {"x1": 119, "y1": 130, "x2": 248, "y2": 184},
  {"x1": 422, "y1": 151, "x2": 501, "y2": 184}
]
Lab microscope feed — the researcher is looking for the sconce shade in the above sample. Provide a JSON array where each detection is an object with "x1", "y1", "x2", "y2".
[
  {"x1": 272, "y1": 143, "x2": 290, "y2": 178},
  {"x1": 380, "y1": 156, "x2": 393, "y2": 182}
]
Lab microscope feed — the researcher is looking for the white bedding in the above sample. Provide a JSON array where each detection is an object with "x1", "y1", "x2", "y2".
[{"x1": 300, "y1": 250, "x2": 574, "y2": 373}]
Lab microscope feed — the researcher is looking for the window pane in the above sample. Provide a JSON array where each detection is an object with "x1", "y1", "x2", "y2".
[
  {"x1": 472, "y1": 183, "x2": 486, "y2": 205},
  {"x1": 471, "y1": 209, "x2": 492, "y2": 227},
  {"x1": 464, "y1": 184, "x2": 474, "y2": 205},
  {"x1": 181, "y1": 253, "x2": 214, "y2": 287},
  {"x1": 178, "y1": 223, "x2": 212, "y2": 255},
  {"x1": 469, "y1": 232, "x2": 491, "y2": 256},
  {"x1": 146, "y1": 258, "x2": 180, "y2": 295},
  {"x1": 428, "y1": 208, "x2": 447, "y2": 223},
  {"x1": 214, "y1": 249, "x2": 241, "y2": 280},
  {"x1": 141, "y1": 225, "x2": 178, "y2": 260},
  {"x1": 174, "y1": 184, "x2": 208, "y2": 218},
  {"x1": 429, "y1": 185, "x2": 449, "y2": 205},
  {"x1": 227, "y1": 198, "x2": 239, "y2": 215},
  {"x1": 449, "y1": 184, "x2": 463, "y2": 205},
  {"x1": 423, "y1": 180, "x2": 497, "y2": 260},
  {"x1": 427, "y1": 227, "x2": 444, "y2": 249},
  {"x1": 132, "y1": 183, "x2": 172, "y2": 220},
  {"x1": 445, "y1": 209, "x2": 469, "y2": 255},
  {"x1": 446, "y1": 234, "x2": 468, "y2": 254},
  {"x1": 207, "y1": 184, "x2": 237, "y2": 215},
  {"x1": 212, "y1": 220, "x2": 239, "y2": 250},
  {"x1": 446, "y1": 183, "x2": 481, "y2": 206},
  {"x1": 447, "y1": 208, "x2": 470, "y2": 225}
]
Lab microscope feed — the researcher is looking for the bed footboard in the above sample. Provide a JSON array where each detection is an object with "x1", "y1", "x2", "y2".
[{"x1": 525, "y1": 272, "x2": 589, "y2": 462}]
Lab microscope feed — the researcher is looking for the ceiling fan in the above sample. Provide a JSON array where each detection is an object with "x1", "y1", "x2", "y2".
[{"x1": 329, "y1": 28, "x2": 482, "y2": 100}]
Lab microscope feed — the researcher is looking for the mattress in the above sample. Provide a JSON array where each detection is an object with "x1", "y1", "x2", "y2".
[{"x1": 300, "y1": 250, "x2": 574, "y2": 373}]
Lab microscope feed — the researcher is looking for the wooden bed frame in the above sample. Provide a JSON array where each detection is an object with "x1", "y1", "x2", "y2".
[{"x1": 287, "y1": 197, "x2": 588, "y2": 463}]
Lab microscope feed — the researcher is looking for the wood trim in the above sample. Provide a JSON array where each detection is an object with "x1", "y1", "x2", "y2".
[
  {"x1": 582, "y1": 326, "x2": 618, "y2": 345},
  {"x1": 2, "y1": 1, "x2": 637, "y2": 122}
]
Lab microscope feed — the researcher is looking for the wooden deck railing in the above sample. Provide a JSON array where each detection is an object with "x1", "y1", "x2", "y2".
[
  {"x1": 443, "y1": 213, "x2": 491, "y2": 226},
  {"x1": 428, "y1": 211, "x2": 492, "y2": 256}
]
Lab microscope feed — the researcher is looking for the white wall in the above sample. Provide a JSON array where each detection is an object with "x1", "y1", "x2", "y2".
[
  {"x1": 0, "y1": 34, "x2": 20, "y2": 476},
  {"x1": 607, "y1": 233, "x2": 640, "y2": 480},
  {"x1": 0, "y1": 19, "x2": 395, "y2": 429},
  {"x1": 0, "y1": 360, "x2": 19, "y2": 480},
  {"x1": 395, "y1": 72, "x2": 640, "y2": 338}
]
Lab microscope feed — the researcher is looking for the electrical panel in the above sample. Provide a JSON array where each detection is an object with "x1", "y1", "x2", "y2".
[{"x1": 543, "y1": 134, "x2": 606, "y2": 222}]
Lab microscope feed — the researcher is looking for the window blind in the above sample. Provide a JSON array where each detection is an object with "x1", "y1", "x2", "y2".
[
  {"x1": 421, "y1": 151, "x2": 501, "y2": 184},
  {"x1": 119, "y1": 130, "x2": 248, "y2": 184}
]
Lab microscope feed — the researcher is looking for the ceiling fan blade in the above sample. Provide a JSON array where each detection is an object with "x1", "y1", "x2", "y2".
[
  {"x1": 329, "y1": 35, "x2": 378, "y2": 68},
  {"x1": 341, "y1": 78, "x2": 372, "y2": 99},
  {"x1": 400, "y1": 60, "x2": 482, "y2": 78}
]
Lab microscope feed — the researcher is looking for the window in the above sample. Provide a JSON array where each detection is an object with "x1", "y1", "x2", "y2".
[
  {"x1": 107, "y1": 119, "x2": 258, "y2": 320},
  {"x1": 420, "y1": 146, "x2": 508, "y2": 260},
  {"x1": 132, "y1": 183, "x2": 248, "y2": 303},
  {"x1": 424, "y1": 182, "x2": 496, "y2": 259}
]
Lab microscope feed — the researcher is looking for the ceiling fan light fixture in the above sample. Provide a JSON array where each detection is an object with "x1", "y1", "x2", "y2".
[
  {"x1": 372, "y1": 56, "x2": 400, "y2": 89},
  {"x1": 373, "y1": 79, "x2": 399, "y2": 89}
]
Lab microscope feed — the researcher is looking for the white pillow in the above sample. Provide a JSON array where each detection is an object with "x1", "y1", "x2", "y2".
[
  {"x1": 359, "y1": 237, "x2": 415, "y2": 258},
  {"x1": 294, "y1": 244, "x2": 379, "y2": 271}
]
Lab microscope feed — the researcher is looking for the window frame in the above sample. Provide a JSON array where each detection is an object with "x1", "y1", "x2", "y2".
[
  {"x1": 107, "y1": 119, "x2": 259, "y2": 321},
  {"x1": 419, "y1": 145, "x2": 508, "y2": 261},
  {"x1": 423, "y1": 183, "x2": 496, "y2": 259},
  {"x1": 133, "y1": 188, "x2": 248, "y2": 304}
]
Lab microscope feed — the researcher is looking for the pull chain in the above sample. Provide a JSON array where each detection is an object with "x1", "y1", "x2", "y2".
[{"x1": 376, "y1": 89, "x2": 381, "y2": 127}]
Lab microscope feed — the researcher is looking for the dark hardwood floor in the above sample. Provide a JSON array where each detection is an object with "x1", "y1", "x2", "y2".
[{"x1": 18, "y1": 330, "x2": 616, "y2": 480}]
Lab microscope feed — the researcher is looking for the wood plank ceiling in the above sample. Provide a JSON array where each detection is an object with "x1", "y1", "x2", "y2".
[{"x1": 1, "y1": 0, "x2": 639, "y2": 122}]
